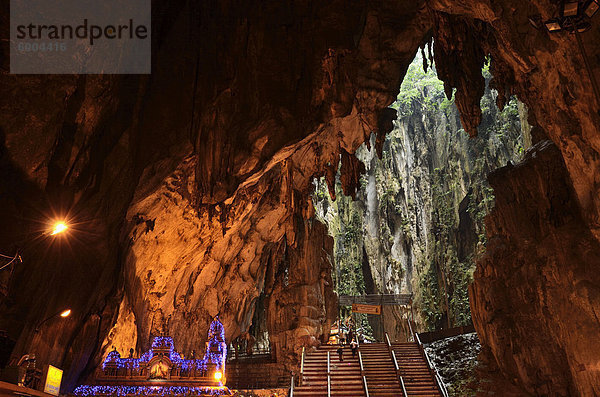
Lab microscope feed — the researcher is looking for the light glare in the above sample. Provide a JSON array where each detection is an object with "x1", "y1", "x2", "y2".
[
  {"x1": 60, "y1": 309, "x2": 71, "y2": 318},
  {"x1": 51, "y1": 222, "x2": 68, "y2": 235},
  {"x1": 213, "y1": 371, "x2": 223, "y2": 381}
]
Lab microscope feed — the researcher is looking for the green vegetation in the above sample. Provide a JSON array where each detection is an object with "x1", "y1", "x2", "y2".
[
  {"x1": 313, "y1": 51, "x2": 524, "y2": 337},
  {"x1": 313, "y1": 177, "x2": 373, "y2": 336},
  {"x1": 391, "y1": 53, "x2": 455, "y2": 117},
  {"x1": 389, "y1": 54, "x2": 523, "y2": 331}
]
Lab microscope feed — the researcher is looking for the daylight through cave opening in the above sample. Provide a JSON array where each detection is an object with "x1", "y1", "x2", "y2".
[{"x1": 313, "y1": 49, "x2": 527, "y2": 345}]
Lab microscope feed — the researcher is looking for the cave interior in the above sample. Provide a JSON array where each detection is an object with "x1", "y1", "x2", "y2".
[{"x1": 1, "y1": 0, "x2": 600, "y2": 396}]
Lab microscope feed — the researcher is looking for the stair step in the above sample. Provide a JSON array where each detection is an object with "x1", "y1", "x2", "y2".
[{"x1": 296, "y1": 342, "x2": 441, "y2": 396}]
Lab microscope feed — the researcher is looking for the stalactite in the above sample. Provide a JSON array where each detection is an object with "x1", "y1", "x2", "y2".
[
  {"x1": 431, "y1": 12, "x2": 486, "y2": 137},
  {"x1": 339, "y1": 148, "x2": 366, "y2": 200}
]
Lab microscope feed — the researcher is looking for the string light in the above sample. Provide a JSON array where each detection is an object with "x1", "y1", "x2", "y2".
[
  {"x1": 73, "y1": 385, "x2": 232, "y2": 396},
  {"x1": 81, "y1": 317, "x2": 229, "y2": 396}
]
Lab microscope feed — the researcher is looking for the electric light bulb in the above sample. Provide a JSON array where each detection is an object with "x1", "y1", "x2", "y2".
[{"x1": 51, "y1": 222, "x2": 68, "y2": 235}]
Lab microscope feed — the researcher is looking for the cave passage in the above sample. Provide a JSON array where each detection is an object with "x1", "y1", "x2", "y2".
[{"x1": 314, "y1": 50, "x2": 526, "y2": 342}]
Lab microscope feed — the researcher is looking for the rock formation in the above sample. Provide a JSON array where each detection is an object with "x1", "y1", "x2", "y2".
[
  {"x1": 0, "y1": 0, "x2": 599, "y2": 395},
  {"x1": 313, "y1": 55, "x2": 525, "y2": 341},
  {"x1": 0, "y1": 0, "x2": 429, "y2": 390},
  {"x1": 471, "y1": 141, "x2": 600, "y2": 396}
]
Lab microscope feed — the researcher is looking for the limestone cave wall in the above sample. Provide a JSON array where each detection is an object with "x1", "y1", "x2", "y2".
[
  {"x1": 0, "y1": 0, "x2": 430, "y2": 391},
  {"x1": 0, "y1": 0, "x2": 599, "y2": 395},
  {"x1": 471, "y1": 141, "x2": 600, "y2": 396}
]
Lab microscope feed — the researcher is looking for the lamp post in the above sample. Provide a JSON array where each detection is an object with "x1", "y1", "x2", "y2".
[
  {"x1": 1, "y1": 219, "x2": 69, "y2": 267},
  {"x1": 1, "y1": 219, "x2": 70, "y2": 302},
  {"x1": 0, "y1": 219, "x2": 69, "y2": 270},
  {"x1": 35, "y1": 309, "x2": 72, "y2": 333}
]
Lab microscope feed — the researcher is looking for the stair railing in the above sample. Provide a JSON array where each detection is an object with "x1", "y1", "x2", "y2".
[
  {"x1": 435, "y1": 373, "x2": 450, "y2": 397},
  {"x1": 400, "y1": 375, "x2": 409, "y2": 397},
  {"x1": 416, "y1": 332, "x2": 450, "y2": 397},
  {"x1": 327, "y1": 351, "x2": 331, "y2": 397},
  {"x1": 391, "y1": 350, "x2": 399, "y2": 371},
  {"x1": 300, "y1": 346, "x2": 305, "y2": 386},
  {"x1": 390, "y1": 339, "x2": 409, "y2": 396},
  {"x1": 407, "y1": 318, "x2": 415, "y2": 342},
  {"x1": 289, "y1": 375, "x2": 294, "y2": 397},
  {"x1": 358, "y1": 351, "x2": 370, "y2": 397},
  {"x1": 358, "y1": 351, "x2": 365, "y2": 372}
]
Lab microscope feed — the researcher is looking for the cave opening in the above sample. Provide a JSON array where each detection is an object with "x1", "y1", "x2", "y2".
[{"x1": 313, "y1": 48, "x2": 527, "y2": 345}]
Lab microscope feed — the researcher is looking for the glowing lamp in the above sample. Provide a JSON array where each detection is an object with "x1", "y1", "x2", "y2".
[
  {"x1": 60, "y1": 309, "x2": 71, "y2": 318},
  {"x1": 35, "y1": 308, "x2": 72, "y2": 332},
  {"x1": 213, "y1": 371, "x2": 223, "y2": 381},
  {"x1": 545, "y1": 18, "x2": 562, "y2": 31},
  {"x1": 563, "y1": 2, "x2": 579, "y2": 17},
  {"x1": 50, "y1": 222, "x2": 68, "y2": 235},
  {"x1": 585, "y1": 0, "x2": 599, "y2": 18}
]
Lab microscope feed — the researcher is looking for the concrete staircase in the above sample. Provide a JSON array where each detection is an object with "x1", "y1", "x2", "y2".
[
  {"x1": 293, "y1": 342, "x2": 444, "y2": 397},
  {"x1": 359, "y1": 343, "x2": 403, "y2": 396},
  {"x1": 392, "y1": 342, "x2": 441, "y2": 397},
  {"x1": 294, "y1": 345, "x2": 364, "y2": 396}
]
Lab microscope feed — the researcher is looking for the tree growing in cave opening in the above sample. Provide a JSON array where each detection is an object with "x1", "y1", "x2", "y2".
[{"x1": 313, "y1": 50, "x2": 526, "y2": 338}]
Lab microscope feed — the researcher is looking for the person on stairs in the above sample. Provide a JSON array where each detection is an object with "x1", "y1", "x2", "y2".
[
  {"x1": 336, "y1": 344, "x2": 344, "y2": 362},
  {"x1": 350, "y1": 339, "x2": 358, "y2": 358}
]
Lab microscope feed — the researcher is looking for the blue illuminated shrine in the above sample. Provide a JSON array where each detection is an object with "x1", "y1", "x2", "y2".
[{"x1": 73, "y1": 317, "x2": 231, "y2": 396}]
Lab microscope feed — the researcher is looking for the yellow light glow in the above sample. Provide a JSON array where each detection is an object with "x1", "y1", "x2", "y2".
[
  {"x1": 213, "y1": 371, "x2": 223, "y2": 381},
  {"x1": 60, "y1": 309, "x2": 71, "y2": 318},
  {"x1": 50, "y1": 222, "x2": 68, "y2": 235}
]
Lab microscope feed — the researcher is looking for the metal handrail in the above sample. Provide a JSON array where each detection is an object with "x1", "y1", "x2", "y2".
[
  {"x1": 417, "y1": 333, "x2": 449, "y2": 397},
  {"x1": 424, "y1": 350, "x2": 434, "y2": 369},
  {"x1": 391, "y1": 343, "x2": 408, "y2": 396},
  {"x1": 358, "y1": 350, "x2": 369, "y2": 397},
  {"x1": 358, "y1": 351, "x2": 365, "y2": 372},
  {"x1": 400, "y1": 376, "x2": 408, "y2": 397},
  {"x1": 435, "y1": 373, "x2": 450, "y2": 397},
  {"x1": 290, "y1": 375, "x2": 294, "y2": 397},
  {"x1": 327, "y1": 351, "x2": 331, "y2": 397},
  {"x1": 391, "y1": 350, "x2": 399, "y2": 371},
  {"x1": 407, "y1": 318, "x2": 415, "y2": 342},
  {"x1": 362, "y1": 375, "x2": 370, "y2": 397},
  {"x1": 299, "y1": 346, "x2": 305, "y2": 386},
  {"x1": 385, "y1": 332, "x2": 392, "y2": 347},
  {"x1": 411, "y1": 322, "x2": 449, "y2": 397}
]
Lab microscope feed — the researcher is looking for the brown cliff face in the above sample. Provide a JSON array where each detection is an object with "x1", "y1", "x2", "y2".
[
  {"x1": 471, "y1": 141, "x2": 600, "y2": 396},
  {"x1": 0, "y1": 0, "x2": 599, "y2": 395},
  {"x1": 425, "y1": 2, "x2": 600, "y2": 395}
]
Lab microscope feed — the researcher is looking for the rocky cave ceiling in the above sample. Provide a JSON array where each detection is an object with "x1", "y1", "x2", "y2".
[{"x1": 0, "y1": 0, "x2": 599, "y2": 395}]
